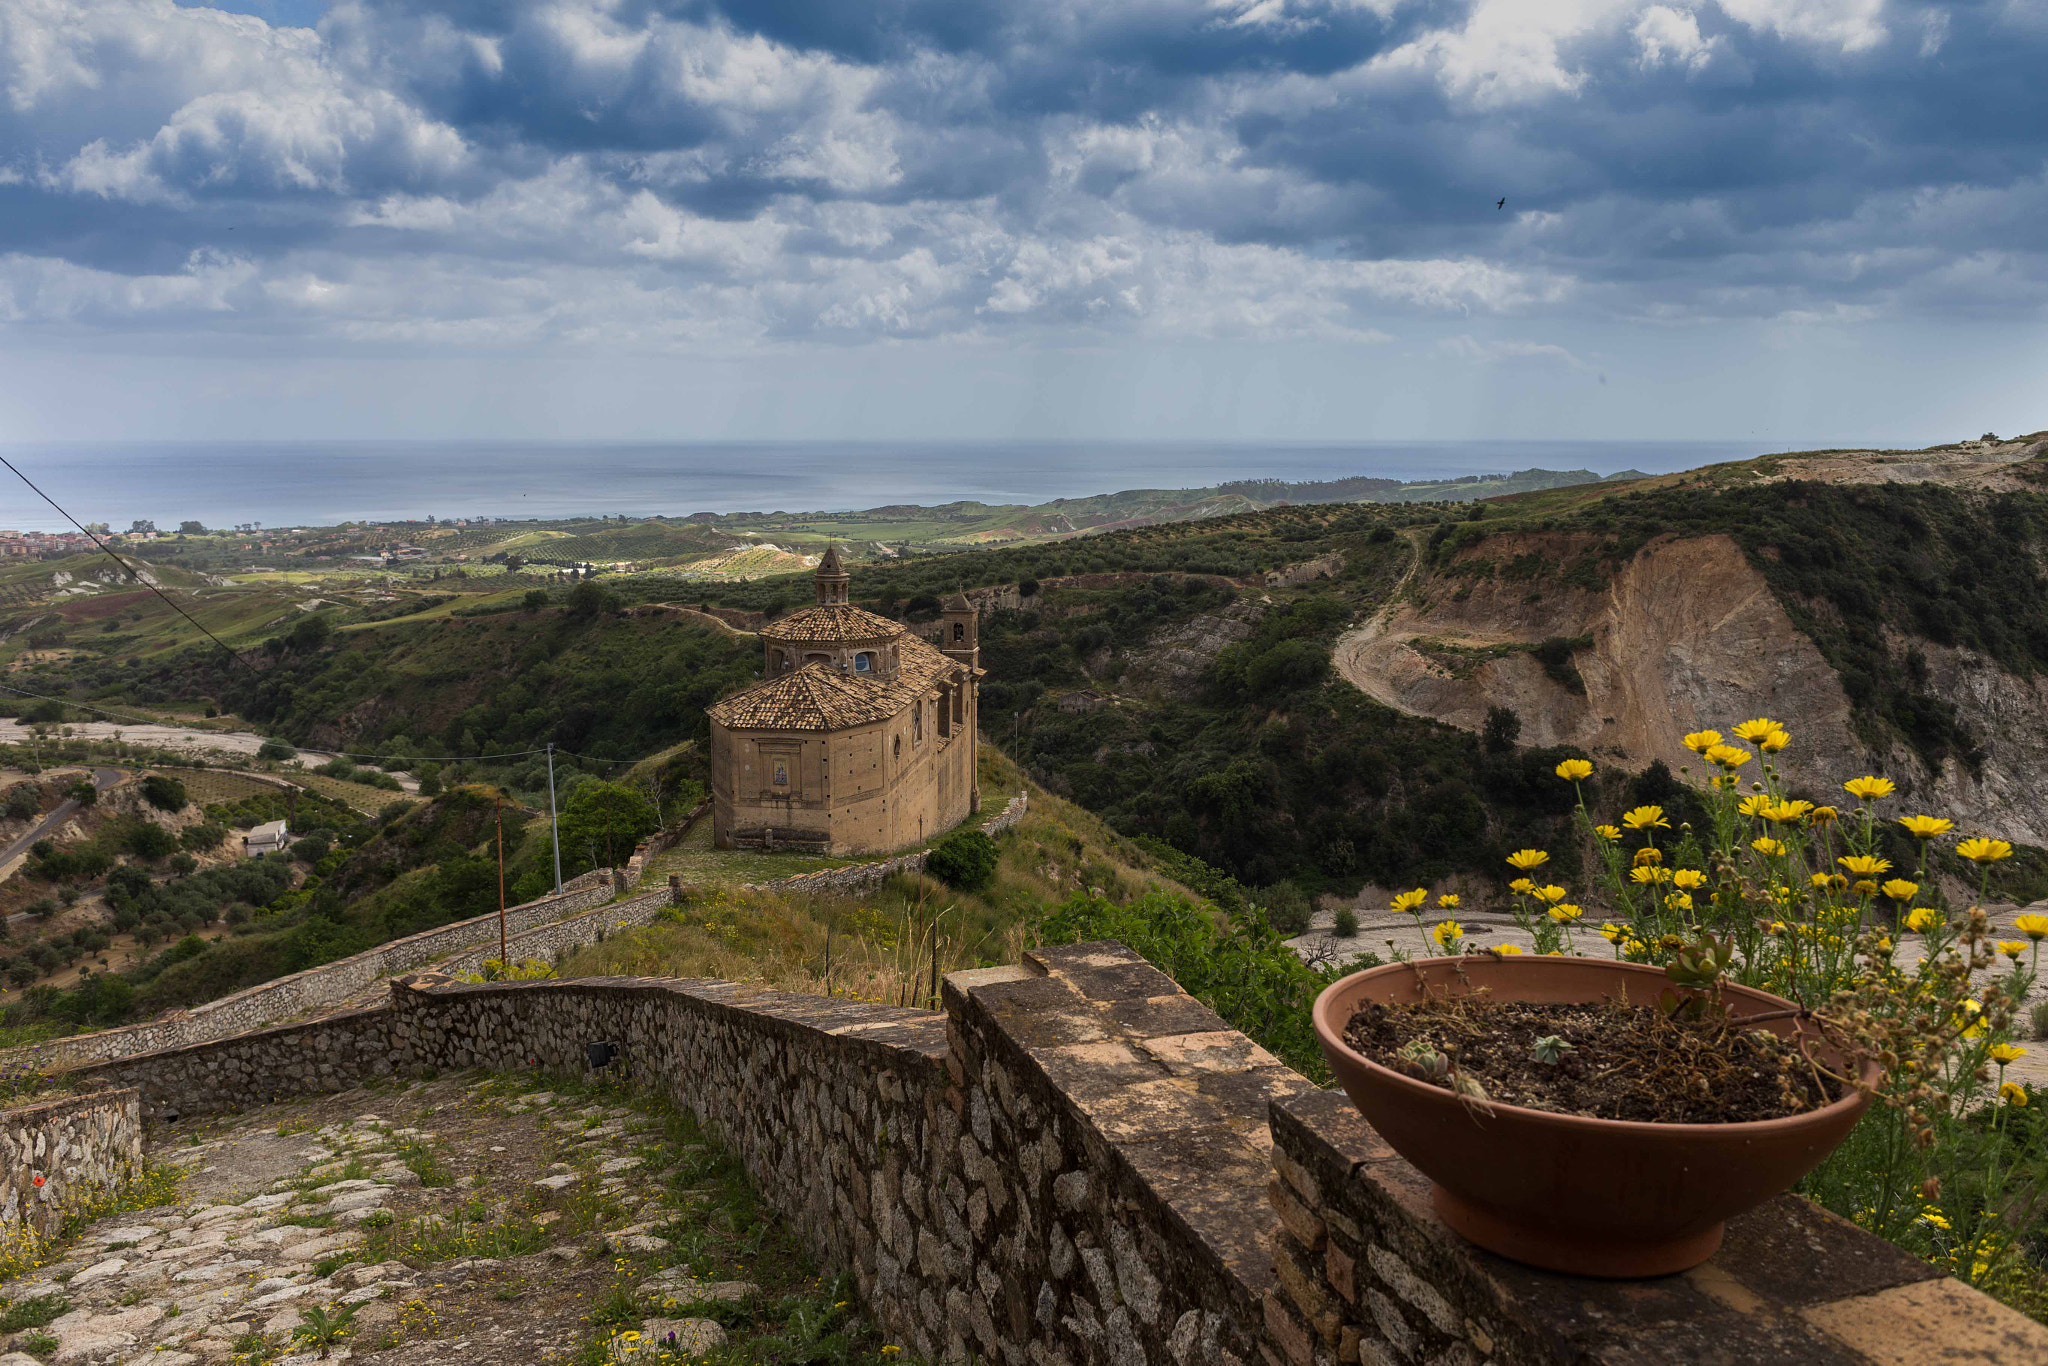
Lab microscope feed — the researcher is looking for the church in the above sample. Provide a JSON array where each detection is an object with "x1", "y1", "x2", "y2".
[{"x1": 707, "y1": 547, "x2": 982, "y2": 855}]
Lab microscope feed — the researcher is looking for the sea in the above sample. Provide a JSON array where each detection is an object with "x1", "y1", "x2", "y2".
[{"x1": 0, "y1": 439, "x2": 1789, "y2": 532}]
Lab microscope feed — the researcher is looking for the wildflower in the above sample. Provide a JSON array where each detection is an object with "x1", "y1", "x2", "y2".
[
  {"x1": 882, "y1": 1349, "x2": 903, "y2": 1358},
  {"x1": 1957, "y1": 1000, "x2": 1986, "y2": 1039},
  {"x1": 1750, "y1": 837, "x2": 1787, "y2": 857},
  {"x1": 1673, "y1": 868, "x2": 1707, "y2": 889},
  {"x1": 1920, "y1": 1209, "x2": 1953, "y2": 1231},
  {"x1": 1593, "y1": 824, "x2": 1622, "y2": 841},
  {"x1": 1555, "y1": 759, "x2": 1593, "y2": 782},
  {"x1": 1506, "y1": 849, "x2": 1550, "y2": 871},
  {"x1": 1837, "y1": 854, "x2": 1891, "y2": 877},
  {"x1": 2016, "y1": 914, "x2": 2048, "y2": 941},
  {"x1": 1905, "y1": 908, "x2": 1941, "y2": 933},
  {"x1": 1432, "y1": 921, "x2": 1463, "y2": 951},
  {"x1": 2001, "y1": 1082, "x2": 2029, "y2": 1107},
  {"x1": 1998, "y1": 940, "x2": 2027, "y2": 960},
  {"x1": 1853, "y1": 879, "x2": 1880, "y2": 897},
  {"x1": 1759, "y1": 729, "x2": 1791, "y2": 752},
  {"x1": 1896, "y1": 815, "x2": 1953, "y2": 840},
  {"x1": 31, "y1": 1175, "x2": 42, "y2": 1187},
  {"x1": 1391, "y1": 888, "x2": 1429, "y2": 914},
  {"x1": 1548, "y1": 904, "x2": 1583, "y2": 923},
  {"x1": 1809, "y1": 872, "x2": 1834, "y2": 889},
  {"x1": 1496, "y1": 944, "x2": 1523, "y2": 954},
  {"x1": 1508, "y1": 877, "x2": 1535, "y2": 895},
  {"x1": 1437, "y1": 893, "x2": 1460, "y2": 909},
  {"x1": 1622, "y1": 805, "x2": 1669, "y2": 831},
  {"x1": 1633, "y1": 845, "x2": 1664, "y2": 866},
  {"x1": 1989, "y1": 1043, "x2": 2027, "y2": 1064},
  {"x1": 1764, "y1": 800, "x2": 1813, "y2": 823},
  {"x1": 1629, "y1": 865, "x2": 1670, "y2": 884},
  {"x1": 1957, "y1": 837, "x2": 2014, "y2": 864},
  {"x1": 1844, "y1": 775, "x2": 1895, "y2": 800},
  {"x1": 1705, "y1": 744, "x2": 1753, "y2": 770},
  {"x1": 1664, "y1": 892, "x2": 1694, "y2": 912},
  {"x1": 1533, "y1": 883, "x2": 1568, "y2": 903},
  {"x1": 1598, "y1": 922, "x2": 1623, "y2": 942},
  {"x1": 1880, "y1": 878, "x2": 1919, "y2": 902},
  {"x1": 1682, "y1": 730, "x2": 1723, "y2": 753},
  {"x1": 1738, "y1": 794, "x2": 1772, "y2": 818},
  {"x1": 1809, "y1": 805, "x2": 1839, "y2": 823},
  {"x1": 1766, "y1": 921, "x2": 1788, "y2": 935}
]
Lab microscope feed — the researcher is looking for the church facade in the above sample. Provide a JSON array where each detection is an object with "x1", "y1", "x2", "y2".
[{"x1": 706, "y1": 547, "x2": 982, "y2": 855}]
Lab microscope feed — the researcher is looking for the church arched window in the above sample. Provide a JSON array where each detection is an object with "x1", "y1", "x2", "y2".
[
  {"x1": 913, "y1": 703, "x2": 923, "y2": 744},
  {"x1": 894, "y1": 735, "x2": 902, "y2": 760},
  {"x1": 854, "y1": 652, "x2": 874, "y2": 672}
]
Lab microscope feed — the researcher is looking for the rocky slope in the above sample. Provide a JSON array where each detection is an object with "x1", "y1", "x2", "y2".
[{"x1": 1334, "y1": 529, "x2": 2048, "y2": 846}]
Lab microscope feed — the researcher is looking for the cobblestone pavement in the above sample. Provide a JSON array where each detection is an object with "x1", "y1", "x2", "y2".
[{"x1": 0, "y1": 1070, "x2": 869, "y2": 1366}]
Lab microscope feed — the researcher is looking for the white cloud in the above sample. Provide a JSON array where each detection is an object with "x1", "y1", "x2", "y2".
[
  {"x1": 1634, "y1": 6, "x2": 1721, "y2": 71},
  {"x1": 1714, "y1": 0, "x2": 1888, "y2": 53}
]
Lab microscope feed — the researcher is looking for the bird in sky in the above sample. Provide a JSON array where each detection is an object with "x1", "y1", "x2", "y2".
[{"x1": 1496, "y1": 198, "x2": 1505, "y2": 210}]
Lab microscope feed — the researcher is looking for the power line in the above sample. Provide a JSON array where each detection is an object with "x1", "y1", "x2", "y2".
[{"x1": 0, "y1": 453, "x2": 265, "y2": 679}]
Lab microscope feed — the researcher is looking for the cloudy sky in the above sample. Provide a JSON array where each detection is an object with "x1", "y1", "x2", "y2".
[{"x1": 0, "y1": 0, "x2": 2042, "y2": 443}]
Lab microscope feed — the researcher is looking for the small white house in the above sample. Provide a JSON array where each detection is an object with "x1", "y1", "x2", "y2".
[{"x1": 244, "y1": 819, "x2": 290, "y2": 856}]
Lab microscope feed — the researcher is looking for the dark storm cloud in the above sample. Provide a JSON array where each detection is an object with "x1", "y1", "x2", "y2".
[{"x1": 1, "y1": 0, "x2": 2044, "y2": 344}]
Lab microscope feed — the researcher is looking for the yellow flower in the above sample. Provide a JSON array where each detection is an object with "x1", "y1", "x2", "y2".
[
  {"x1": 1998, "y1": 940, "x2": 2026, "y2": 960},
  {"x1": 1533, "y1": 884, "x2": 1569, "y2": 903},
  {"x1": 1432, "y1": 920, "x2": 1463, "y2": 950},
  {"x1": 1629, "y1": 865, "x2": 1669, "y2": 884},
  {"x1": 1593, "y1": 824, "x2": 1622, "y2": 842},
  {"x1": 1853, "y1": 879, "x2": 1880, "y2": 897},
  {"x1": 1704, "y1": 744, "x2": 1752, "y2": 770},
  {"x1": 1682, "y1": 730, "x2": 1723, "y2": 754},
  {"x1": 1731, "y1": 718, "x2": 1780, "y2": 742},
  {"x1": 1548, "y1": 903, "x2": 1583, "y2": 923},
  {"x1": 1672, "y1": 869, "x2": 1707, "y2": 889},
  {"x1": 1621, "y1": 805, "x2": 1669, "y2": 831},
  {"x1": 1598, "y1": 922, "x2": 1623, "y2": 942},
  {"x1": 1844, "y1": 775, "x2": 1895, "y2": 800},
  {"x1": 621, "y1": 1334, "x2": 642, "y2": 1342},
  {"x1": 1555, "y1": 758, "x2": 1593, "y2": 781},
  {"x1": 1957, "y1": 1000, "x2": 1986, "y2": 1039},
  {"x1": 1809, "y1": 872, "x2": 1834, "y2": 889},
  {"x1": 1391, "y1": 888, "x2": 1429, "y2": 914},
  {"x1": 1505, "y1": 849, "x2": 1550, "y2": 871},
  {"x1": 1764, "y1": 800, "x2": 1813, "y2": 823},
  {"x1": 1437, "y1": 893, "x2": 1460, "y2": 909},
  {"x1": 1738, "y1": 794, "x2": 1772, "y2": 818},
  {"x1": 1920, "y1": 1209, "x2": 1953, "y2": 1231},
  {"x1": 1905, "y1": 907, "x2": 1940, "y2": 932},
  {"x1": 1633, "y1": 846, "x2": 1663, "y2": 866},
  {"x1": 1957, "y1": 837, "x2": 2014, "y2": 864},
  {"x1": 2016, "y1": 914, "x2": 2048, "y2": 941},
  {"x1": 1750, "y1": 837, "x2": 1787, "y2": 857},
  {"x1": 1664, "y1": 892, "x2": 1694, "y2": 912},
  {"x1": 1896, "y1": 815, "x2": 1954, "y2": 840},
  {"x1": 1766, "y1": 920, "x2": 1788, "y2": 935},
  {"x1": 1508, "y1": 877, "x2": 1536, "y2": 895},
  {"x1": 1496, "y1": 944, "x2": 1523, "y2": 955},
  {"x1": 1837, "y1": 854, "x2": 1892, "y2": 877},
  {"x1": 1989, "y1": 1043, "x2": 2027, "y2": 1064},
  {"x1": 1809, "y1": 805, "x2": 1839, "y2": 824},
  {"x1": 1759, "y1": 729, "x2": 1791, "y2": 752},
  {"x1": 2001, "y1": 1082, "x2": 2028, "y2": 1108},
  {"x1": 1880, "y1": 878, "x2": 1920, "y2": 902}
]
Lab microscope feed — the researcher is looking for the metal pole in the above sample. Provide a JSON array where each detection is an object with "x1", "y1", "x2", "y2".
[
  {"x1": 495, "y1": 794, "x2": 507, "y2": 973},
  {"x1": 545, "y1": 742, "x2": 562, "y2": 894}
]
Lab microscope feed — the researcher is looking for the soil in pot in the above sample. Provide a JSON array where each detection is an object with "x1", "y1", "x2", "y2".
[{"x1": 1342, "y1": 996, "x2": 1845, "y2": 1123}]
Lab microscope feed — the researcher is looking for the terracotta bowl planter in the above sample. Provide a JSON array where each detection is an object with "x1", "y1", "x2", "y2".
[{"x1": 1312, "y1": 955, "x2": 1878, "y2": 1278}]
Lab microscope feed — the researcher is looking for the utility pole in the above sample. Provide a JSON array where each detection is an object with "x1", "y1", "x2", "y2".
[
  {"x1": 496, "y1": 793, "x2": 507, "y2": 972},
  {"x1": 545, "y1": 742, "x2": 562, "y2": 894}
]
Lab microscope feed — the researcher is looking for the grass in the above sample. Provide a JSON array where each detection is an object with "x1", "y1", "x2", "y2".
[
  {"x1": 0, "y1": 1161, "x2": 184, "y2": 1285},
  {"x1": 0, "y1": 1292, "x2": 67, "y2": 1331}
]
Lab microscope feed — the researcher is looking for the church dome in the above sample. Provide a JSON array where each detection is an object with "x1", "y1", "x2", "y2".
[{"x1": 759, "y1": 604, "x2": 904, "y2": 644}]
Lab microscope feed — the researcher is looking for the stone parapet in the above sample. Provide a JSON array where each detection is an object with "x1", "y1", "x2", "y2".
[
  {"x1": 0, "y1": 1088, "x2": 142, "y2": 1240},
  {"x1": 1265, "y1": 1086, "x2": 2048, "y2": 1366},
  {"x1": 32, "y1": 939, "x2": 2047, "y2": 1366}
]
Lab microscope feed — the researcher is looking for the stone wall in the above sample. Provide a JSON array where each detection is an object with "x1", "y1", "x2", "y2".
[
  {"x1": 741, "y1": 792, "x2": 1028, "y2": 898},
  {"x1": 0, "y1": 1088, "x2": 142, "y2": 1240},
  {"x1": 0, "y1": 868, "x2": 619, "y2": 1074},
  {"x1": 42, "y1": 942, "x2": 2048, "y2": 1366}
]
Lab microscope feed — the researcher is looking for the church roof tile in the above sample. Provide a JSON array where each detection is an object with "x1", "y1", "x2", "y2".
[
  {"x1": 709, "y1": 636, "x2": 958, "y2": 732},
  {"x1": 758, "y1": 604, "x2": 904, "y2": 644}
]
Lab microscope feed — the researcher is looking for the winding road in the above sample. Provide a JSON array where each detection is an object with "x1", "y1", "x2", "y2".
[{"x1": 0, "y1": 766, "x2": 127, "y2": 919}]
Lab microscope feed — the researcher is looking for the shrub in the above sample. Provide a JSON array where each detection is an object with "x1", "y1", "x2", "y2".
[
  {"x1": 1482, "y1": 704, "x2": 1522, "y2": 753},
  {"x1": 291, "y1": 835, "x2": 331, "y2": 865},
  {"x1": 180, "y1": 822, "x2": 227, "y2": 852},
  {"x1": 3, "y1": 785, "x2": 41, "y2": 821},
  {"x1": 65, "y1": 779, "x2": 97, "y2": 806},
  {"x1": 128, "y1": 823, "x2": 178, "y2": 860},
  {"x1": 140, "y1": 775, "x2": 188, "y2": 811},
  {"x1": 925, "y1": 829, "x2": 999, "y2": 891},
  {"x1": 1333, "y1": 907, "x2": 1360, "y2": 938},
  {"x1": 256, "y1": 739, "x2": 296, "y2": 761}
]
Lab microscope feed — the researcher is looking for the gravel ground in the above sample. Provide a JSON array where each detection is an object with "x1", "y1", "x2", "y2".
[{"x1": 0, "y1": 1070, "x2": 889, "y2": 1366}]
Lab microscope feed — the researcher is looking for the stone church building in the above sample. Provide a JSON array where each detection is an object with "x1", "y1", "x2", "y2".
[{"x1": 707, "y1": 547, "x2": 982, "y2": 854}]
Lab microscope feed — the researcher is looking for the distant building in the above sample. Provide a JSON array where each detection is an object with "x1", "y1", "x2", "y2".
[
  {"x1": 706, "y1": 547, "x2": 981, "y2": 855},
  {"x1": 243, "y1": 819, "x2": 291, "y2": 856}
]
